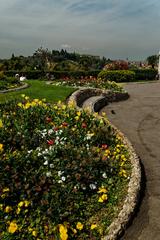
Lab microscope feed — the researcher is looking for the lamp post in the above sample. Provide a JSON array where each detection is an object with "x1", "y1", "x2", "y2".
[{"x1": 158, "y1": 51, "x2": 160, "y2": 80}]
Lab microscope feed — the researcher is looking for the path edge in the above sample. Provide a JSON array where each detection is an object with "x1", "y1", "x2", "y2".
[{"x1": 0, "y1": 82, "x2": 29, "y2": 93}]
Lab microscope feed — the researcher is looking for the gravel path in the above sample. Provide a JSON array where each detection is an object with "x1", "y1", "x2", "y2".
[{"x1": 100, "y1": 82, "x2": 160, "y2": 240}]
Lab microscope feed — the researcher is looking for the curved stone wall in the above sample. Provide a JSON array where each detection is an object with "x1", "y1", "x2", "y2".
[
  {"x1": 68, "y1": 88, "x2": 141, "y2": 240},
  {"x1": 0, "y1": 82, "x2": 29, "y2": 93}
]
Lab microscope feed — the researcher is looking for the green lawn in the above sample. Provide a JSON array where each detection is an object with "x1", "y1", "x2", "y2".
[{"x1": 0, "y1": 80, "x2": 75, "y2": 103}]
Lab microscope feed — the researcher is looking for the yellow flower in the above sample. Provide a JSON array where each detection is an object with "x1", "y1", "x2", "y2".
[
  {"x1": 76, "y1": 111, "x2": 81, "y2": 116},
  {"x1": 16, "y1": 207, "x2": 21, "y2": 214},
  {"x1": 97, "y1": 187, "x2": 107, "y2": 194},
  {"x1": 28, "y1": 227, "x2": 33, "y2": 232},
  {"x1": 24, "y1": 200, "x2": 30, "y2": 207},
  {"x1": 101, "y1": 112, "x2": 106, "y2": 117},
  {"x1": 32, "y1": 230, "x2": 37, "y2": 237},
  {"x1": 2, "y1": 187, "x2": 9, "y2": 193},
  {"x1": 5, "y1": 206, "x2": 12, "y2": 213},
  {"x1": 76, "y1": 222, "x2": 83, "y2": 230},
  {"x1": 0, "y1": 143, "x2": 4, "y2": 152},
  {"x1": 0, "y1": 119, "x2": 3, "y2": 128},
  {"x1": 68, "y1": 100, "x2": 76, "y2": 108},
  {"x1": 18, "y1": 201, "x2": 24, "y2": 208},
  {"x1": 119, "y1": 169, "x2": 127, "y2": 178},
  {"x1": 8, "y1": 222, "x2": 18, "y2": 233},
  {"x1": 17, "y1": 102, "x2": 23, "y2": 108},
  {"x1": 25, "y1": 96, "x2": 29, "y2": 100},
  {"x1": 59, "y1": 224, "x2": 68, "y2": 240},
  {"x1": 62, "y1": 105, "x2": 66, "y2": 110},
  {"x1": 91, "y1": 223, "x2": 97, "y2": 230},
  {"x1": 21, "y1": 94, "x2": 25, "y2": 98},
  {"x1": 70, "y1": 227, "x2": 77, "y2": 234},
  {"x1": 75, "y1": 116, "x2": 79, "y2": 121},
  {"x1": 98, "y1": 194, "x2": 108, "y2": 203}
]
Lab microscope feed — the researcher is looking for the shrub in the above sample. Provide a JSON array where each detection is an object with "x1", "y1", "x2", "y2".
[
  {"x1": 0, "y1": 76, "x2": 20, "y2": 90},
  {"x1": 98, "y1": 70, "x2": 135, "y2": 82},
  {"x1": 5, "y1": 70, "x2": 101, "y2": 80},
  {"x1": 104, "y1": 61, "x2": 129, "y2": 70},
  {"x1": 133, "y1": 69, "x2": 157, "y2": 80}
]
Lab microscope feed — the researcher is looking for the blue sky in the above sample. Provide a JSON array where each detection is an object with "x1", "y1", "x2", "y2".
[{"x1": 0, "y1": 0, "x2": 160, "y2": 60}]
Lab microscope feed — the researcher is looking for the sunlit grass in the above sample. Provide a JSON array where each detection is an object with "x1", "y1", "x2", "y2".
[{"x1": 0, "y1": 80, "x2": 75, "y2": 103}]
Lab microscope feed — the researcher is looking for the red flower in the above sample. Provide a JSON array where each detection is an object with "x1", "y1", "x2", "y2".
[
  {"x1": 62, "y1": 122, "x2": 68, "y2": 127},
  {"x1": 54, "y1": 127, "x2": 59, "y2": 131},
  {"x1": 46, "y1": 117, "x2": 52, "y2": 123},
  {"x1": 47, "y1": 139, "x2": 54, "y2": 145},
  {"x1": 82, "y1": 122, "x2": 87, "y2": 128},
  {"x1": 102, "y1": 144, "x2": 108, "y2": 149}
]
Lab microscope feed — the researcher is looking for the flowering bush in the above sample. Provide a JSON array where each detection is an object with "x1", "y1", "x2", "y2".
[
  {"x1": 53, "y1": 76, "x2": 125, "y2": 93},
  {"x1": 0, "y1": 96, "x2": 131, "y2": 239},
  {"x1": 0, "y1": 73, "x2": 21, "y2": 90}
]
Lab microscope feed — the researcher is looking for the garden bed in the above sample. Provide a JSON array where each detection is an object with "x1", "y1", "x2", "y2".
[
  {"x1": 0, "y1": 95, "x2": 132, "y2": 239},
  {"x1": 51, "y1": 78, "x2": 125, "y2": 93},
  {"x1": 0, "y1": 82, "x2": 29, "y2": 93}
]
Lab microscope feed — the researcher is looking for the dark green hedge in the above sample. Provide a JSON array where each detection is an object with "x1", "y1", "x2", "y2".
[
  {"x1": 133, "y1": 69, "x2": 157, "y2": 80},
  {"x1": 5, "y1": 70, "x2": 101, "y2": 79},
  {"x1": 98, "y1": 70, "x2": 135, "y2": 82}
]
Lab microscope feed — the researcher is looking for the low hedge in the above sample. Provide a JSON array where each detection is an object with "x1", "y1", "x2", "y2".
[
  {"x1": 98, "y1": 70, "x2": 135, "y2": 82},
  {"x1": 133, "y1": 69, "x2": 157, "y2": 80},
  {"x1": 5, "y1": 70, "x2": 101, "y2": 80}
]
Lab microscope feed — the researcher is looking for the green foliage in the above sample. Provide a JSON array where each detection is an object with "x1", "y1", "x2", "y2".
[
  {"x1": 0, "y1": 75, "x2": 20, "y2": 90},
  {"x1": 1, "y1": 48, "x2": 107, "y2": 72},
  {"x1": 5, "y1": 70, "x2": 101, "y2": 80},
  {"x1": 146, "y1": 55, "x2": 158, "y2": 68},
  {"x1": 0, "y1": 97, "x2": 131, "y2": 239},
  {"x1": 0, "y1": 80, "x2": 75, "y2": 103},
  {"x1": 133, "y1": 69, "x2": 157, "y2": 80},
  {"x1": 54, "y1": 77, "x2": 125, "y2": 93},
  {"x1": 98, "y1": 70, "x2": 135, "y2": 82},
  {"x1": 0, "y1": 71, "x2": 5, "y2": 80}
]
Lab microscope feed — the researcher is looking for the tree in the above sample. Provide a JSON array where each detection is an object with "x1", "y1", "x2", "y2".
[{"x1": 147, "y1": 55, "x2": 158, "y2": 69}]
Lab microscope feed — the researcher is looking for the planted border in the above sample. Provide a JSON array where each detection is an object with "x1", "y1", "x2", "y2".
[
  {"x1": 68, "y1": 89, "x2": 141, "y2": 239},
  {"x1": 0, "y1": 82, "x2": 29, "y2": 93}
]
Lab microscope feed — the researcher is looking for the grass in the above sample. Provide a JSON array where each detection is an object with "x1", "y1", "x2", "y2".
[{"x1": 0, "y1": 80, "x2": 75, "y2": 103}]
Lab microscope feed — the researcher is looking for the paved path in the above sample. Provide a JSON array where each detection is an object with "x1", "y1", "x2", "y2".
[{"x1": 100, "y1": 82, "x2": 160, "y2": 240}]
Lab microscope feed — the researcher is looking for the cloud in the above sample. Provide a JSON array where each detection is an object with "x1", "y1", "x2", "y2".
[
  {"x1": 61, "y1": 44, "x2": 71, "y2": 49},
  {"x1": 0, "y1": 0, "x2": 160, "y2": 59}
]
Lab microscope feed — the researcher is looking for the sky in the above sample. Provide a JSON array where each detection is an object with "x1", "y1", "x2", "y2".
[{"x1": 0, "y1": 0, "x2": 160, "y2": 60}]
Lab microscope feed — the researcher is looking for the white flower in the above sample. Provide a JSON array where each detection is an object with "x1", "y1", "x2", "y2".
[
  {"x1": 58, "y1": 180, "x2": 63, "y2": 184},
  {"x1": 58, "y1": 171, "x2": 63, "y2": 176},
  {"x1": 50, "y1": 164, "x2": 54, "y2": 168},
  {"x1": 48, "y1": 129, "x2": 53, "y2": 134},
  {"x1": 61, "y1": 176, "x2": 66, "y2": 181},
  {"x1": 27, "y1": 150, "x2": 32, "y2": 154},
  {"x1": 89, "y1": 183, "x2": 97, "y2": 190},
  {"x1": 44, "y1": 160, "x2": 48, "y2": 165},
  {"x1": 86, "y1": 133, "x2": 94, "y2": 140},
  {"x1": 46, "y1": 171, "x2": 52, "y2": 177},
  {"x1": 102, "y1": 172, "x2": 107, "y2": 179},
  {"x1": 38, "y1": 152, "x2": 42, "y2": 157}
]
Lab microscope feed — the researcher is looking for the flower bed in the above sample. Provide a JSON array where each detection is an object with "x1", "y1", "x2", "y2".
[
  {"x1": 53, "y1": 77, "x2": 125, "y2": 93},
  {"x1": 0, "y1": 76, "x2": 22, "y2": 91},
  {"x1": 0, "y1": 96, "x2": 131, "y2": 239}
]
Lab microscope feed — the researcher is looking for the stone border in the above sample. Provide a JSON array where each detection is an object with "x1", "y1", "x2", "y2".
[
  {"x1": 0, "y1": 82, "x2": 29, "y2": 93},
  {"x1": 67, "y1": 87, "x2": 129, "y2": 112},
  {"x1": 67, "y1": 88, "x2": 141, "y2": 240}
]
